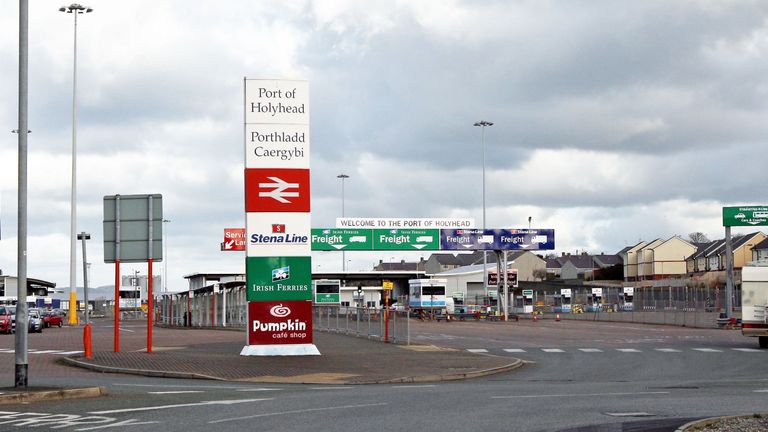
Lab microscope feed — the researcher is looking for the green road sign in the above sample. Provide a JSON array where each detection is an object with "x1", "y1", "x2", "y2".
[
  {"x1": 522, "y1": 289, "x2": 534, "y2": 296},
  {"x1": 311, "y1": 228, "x2": 373, "y2": 251},
  {"x1": 372, "y1": 229, "x2": 440, "y2": 251},
  {"x1": 246, "y1": 256, "x2": 312, "y2": 301},
  {"x1": 723, "y1": 206, "x2": 768, "y2": 227},
  {"x1": 315, "y1": 293, "x2": 340, "y2": 303}
]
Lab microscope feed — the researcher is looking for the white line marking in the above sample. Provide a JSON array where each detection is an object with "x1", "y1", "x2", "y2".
[
  {"x1": 541, "y1": 349, "x2": 564, "y2": 353},
  {"x1": 148, "y1": 391, "x2": 205, "y2": 395},
  {"x1": 392, "y1": 385, "x2": 437, "y2": 389},
  {"x1": 733, "y1": 348, "x2": 763, "y2": 352},
  {"x1": 467, "y1": 349, "x2": 488, "y2": 353},
  {"x1": 76, "y1": 420, "x2": 160, "y2": 431},
  {"x1": 693, "y1": 348, "x2": 722, "y2": 352},
  {"x1": 616, "y1": 349, "x2": 641, "y2": 353},
  {"x1": 753, "y1": 390, "x2": 768, "y2": 393},
  {"x1": 309, "y1": 387, "x2": 353, "y2": 390},
  {"x1": 113, "y1": 383, "x2": 271, "y2": 390},
  {"x1": 492, "y1": 391, "x2": 670, "y2": 399},
  {"x1": 58, "y1": 350, "x2": 85, "y2": 355},
  {"x1": 236, "y1": 388, "x2": 282, "y2": 392},
  {"x1": 655, "y1": 348, "x2": 681, "y2": 352},
  {"x1": 605, "y1": 412, "x2": 654, "y2": 417},
  {"x1": 89, "y1": 398, "x2": 272, "y2": 414},
  {"x1": 578, "y1": 349, "x2": 602, "y2": 352},
  {"x1": 503, "y1": 349, "x2": 526, "y2": 353},
  {"x1": 209, "y1": 402, "x2": 388, "y2": 424},
  {"x1": 29, "y1": 350, "x2": 61, "y2": 354}
]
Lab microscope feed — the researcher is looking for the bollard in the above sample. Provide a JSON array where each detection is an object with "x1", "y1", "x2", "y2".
[
  {"x1": 556, "y1": 314, "x2": 561, "y2": 322},
  {"x1": 83, "y1": 323, "x2": 93, "y2": 359}
]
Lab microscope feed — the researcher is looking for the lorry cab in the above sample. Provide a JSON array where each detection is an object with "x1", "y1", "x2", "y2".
[{"x1": 741, "y1": 260, "x2": 768, "y2": 348}]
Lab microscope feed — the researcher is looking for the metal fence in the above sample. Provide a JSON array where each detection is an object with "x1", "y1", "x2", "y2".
[
  {"x1": 313, "y1": 306, "x2": 409, "y2": 345},
  {"x1": 523, "y1": 284, "x2": 739, "y2": 328}
]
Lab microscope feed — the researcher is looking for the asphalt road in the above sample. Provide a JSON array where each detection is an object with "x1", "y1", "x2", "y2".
[{"x1": 0, "y1": 318, "x2": 766, "y2": 431}]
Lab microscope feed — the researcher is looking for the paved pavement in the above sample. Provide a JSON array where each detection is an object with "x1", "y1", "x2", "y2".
[{"x1": 62, "y1": 326, "x2": 521, "y2": 384}]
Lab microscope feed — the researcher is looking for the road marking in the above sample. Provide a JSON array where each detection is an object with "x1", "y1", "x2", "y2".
[
  {"x1": 148, "y1": 391, "x2": 205, "y2": 395},
  {"x1": 467, "y1": 349, "x2": 489, "y2": 353},
  {"x1": 89, "y1": 398, "x2": 272, "y2": 414},
  {"x1": 733, "y1": 348, "x2": 763, "y2": 352},
  {"x1": 541, "y1": 349, "x2": 564, "y2": 353},
  {"x1": 236, "y1": 388, "x2": 282, "y2": 392},
  {"x1": 616, "y1": 349, "x2": 641, "y2": 353},
  {"x1": 492, "y1": 391, "x2": 670, "y2": 399},
  {"x1": 76, "y1": 419, "x2": 160, "y2": 430},
  {"x1": 655, "y1": 348, "x2": 681, "y2": 352},
  {"x1": 503, "y1": 349, "x2": 526, "y2": 353},
  {"x1": 753, "y1": 390, "x2": 768, "y2": 393},
  {"x1": 578, "y1": 348, "x2": 602, "y2": 352},
  {"x1": 114, "y1": 383, "x2": 276, "y2": 390},
  {"x1": 392, "y1": 385, "x2": 437, "y2": 389},
  {"x1": 309, "y1": 387, "x2": 353, "y2": 390},
  {"x1": 605, "y1": 412, "x2": 654, "y2": 417},
  {"x1": 209, "y1": 402, "x2": 388, "y2": 424},
  {"x1": 29, "y1": 350, "x2": 61, "y2": 354},
  {"x1": 59, "y1": 350, "x2": 85, "y2": 355},
  {"x1": 693, "y1": 348, "x2": 722, "y2": 352}
]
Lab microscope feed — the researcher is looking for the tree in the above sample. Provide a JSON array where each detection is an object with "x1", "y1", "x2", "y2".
[{"x1": 688, "y1": 232, "x2": 710, "y2": 243}]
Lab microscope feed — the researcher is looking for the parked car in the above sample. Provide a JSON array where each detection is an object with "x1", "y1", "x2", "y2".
[
  {"x1": 8, "y1": 306, "x2": 16, "y2": 333},
  {"x1": 0, "y1": 306, "x2": 13, "y2": 334},
  {"x1": 28, "y1": 308, "x2": 43, "y2": 333},
  {"x1": 42, "y1": 310, "x2": 64, "y2": 328}
]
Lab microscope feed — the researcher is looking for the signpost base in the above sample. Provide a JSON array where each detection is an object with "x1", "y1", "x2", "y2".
[{"x1": 240, "y1": 344, "x2": 320, "y2": 356}]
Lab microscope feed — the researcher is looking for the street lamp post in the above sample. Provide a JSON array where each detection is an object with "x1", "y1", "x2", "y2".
[
  {"x1": 60, "y1": 3, "x2": 93, "y2": 326},
  {"x1": 474, "y1": 120, "x2": 493, "y2": 298},
  {"x1": 337, "y1": 174, "x2": 349, "y2": 272}
]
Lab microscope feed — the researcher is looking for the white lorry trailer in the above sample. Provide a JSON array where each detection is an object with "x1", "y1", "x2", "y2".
[{"x1": 741, "y1": 260, "x2": 768, "y2": 348}]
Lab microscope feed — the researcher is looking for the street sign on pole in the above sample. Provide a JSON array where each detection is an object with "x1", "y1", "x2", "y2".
[
  {"x1": 440, "y1": 229, "x2": 555, "y2": 251},
  {"x1": 373, "y1": 229, "x2": 440, "y2": 250},
  {"x1": 310, "y1": 228, "x2": 373, "y2": 251},
  {"x1": 223, "y1": 228, "x2": 246, "y2": 251},
  {"x1": 723, "y1": 206, "x2": 768, "y2": 226}
]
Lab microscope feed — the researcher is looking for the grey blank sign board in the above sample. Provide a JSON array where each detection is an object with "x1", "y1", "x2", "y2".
[{"x1": 103, "y1": 194, "x2": 163, "y2": 263}]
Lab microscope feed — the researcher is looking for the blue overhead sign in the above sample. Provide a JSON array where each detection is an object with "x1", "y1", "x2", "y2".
[{"x1": 440, "y1": 229, "x2": 555, "y2": 251}]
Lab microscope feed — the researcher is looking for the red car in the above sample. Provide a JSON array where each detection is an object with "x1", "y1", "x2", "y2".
[
  {"x1": 42, "y1": 310, "x2": 64, "y2": 328},
  {"x1": 0, "y1": 306, "x2": 13, "y2": 334}
]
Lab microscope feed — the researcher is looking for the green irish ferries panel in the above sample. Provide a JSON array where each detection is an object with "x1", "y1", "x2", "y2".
[{"x1": 246, "y1": 256, "x2": 312, "y2": 301}]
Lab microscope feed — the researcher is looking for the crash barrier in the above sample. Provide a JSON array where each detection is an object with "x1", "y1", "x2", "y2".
[{"x1": 313, "y1": 306, "x2": 409, "y2": 345}]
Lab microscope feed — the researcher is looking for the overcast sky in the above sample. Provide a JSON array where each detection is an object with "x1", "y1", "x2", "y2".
[{"x1": 2, "y1": 1, "x2": 767, "y2": 291}]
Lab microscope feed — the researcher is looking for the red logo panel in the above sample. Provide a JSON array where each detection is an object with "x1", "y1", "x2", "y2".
[
  {"x1": 245, "y1": 169, "x2": 310, "y2": 213},
  {"x1": 248, "y1": 300, "x2": 313, "y2": 345}
]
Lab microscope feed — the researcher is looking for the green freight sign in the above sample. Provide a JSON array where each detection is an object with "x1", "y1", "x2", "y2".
[
  {"x1": 372, "y1": 229, "x2": 440, "y2": 250},
  {"x1": 723, "y1": 206, "x2": 768, "y2": 227},
  {"x1": 311, "y1": 229, "x2": 373, "y2": 251},
  {"x1": 315, "y1": 293, "x2": 340, "y2": 303},
  {"x1": 246, "y1": 256, "x2": 312, "y2": 301}
]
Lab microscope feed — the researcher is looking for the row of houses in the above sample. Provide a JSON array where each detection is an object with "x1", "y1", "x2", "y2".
[
  {"x1": 621, "y1": 232, "x2": 767, "y2": 281},
  {"x1": 373, "y1": 231, "x2": 768, "y2": 285}
]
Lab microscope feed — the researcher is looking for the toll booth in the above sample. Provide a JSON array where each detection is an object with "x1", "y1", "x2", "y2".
[
  {"x1": 590, "y1": 288, "x2": 603, "y2": 311},
  {"x1": 622, "y1": 287, "x2": 634, "y2": 311},
  {"x1": 560, "y1": 288, "x2": 572, "y2": 313}
]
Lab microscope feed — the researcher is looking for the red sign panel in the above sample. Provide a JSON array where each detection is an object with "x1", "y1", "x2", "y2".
[
  {"x1": 245, "y1": 168, "x2": 310, "y2": 213},
  {"x1": 247, "y1": 300, "x2": 313, "y2": 345},
  {"x1": 223, "y1": 228, "x2": 246, "y2": 251}
]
